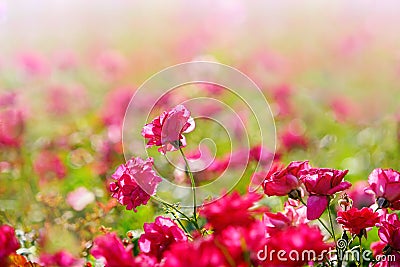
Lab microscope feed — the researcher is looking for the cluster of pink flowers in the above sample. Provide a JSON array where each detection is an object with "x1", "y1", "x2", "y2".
[
  {"x1": 88, "y1": 105, "x2": 400, "y2": 267},
  {"x1": 4, "y1": 103, "x2": 400, "y2": 267},
  {"x1": 261, "y1": 160, "x2": 351, "y2": 220}
]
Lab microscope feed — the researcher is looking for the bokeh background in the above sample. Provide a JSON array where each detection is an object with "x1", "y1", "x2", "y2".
[{"x1": 1, "y1": 0, "x2": 400, "y2": 259}]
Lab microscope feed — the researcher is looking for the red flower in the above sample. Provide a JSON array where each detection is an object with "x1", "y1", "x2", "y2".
[
  {"x1": 279, "y1": 123, "x2": 308, "y2": 152},
  {"x1": 138, "y1": 216, "x2": 187, "y2": 261},
  {"x1": 301, "y1": 168, "x2": 351, "y2": 220},
  {"x1": 262, "y1": 224, "x2": 333, "y2": 266},
  {"x1": 336, "y1": 207, "x2": 379, "y2": 236},
  {"x1": 263, "y1": 161, "x2": 310, "y2": 197},
  {"x1": 91, "y1": 233, "x2": 135, "y2": 267},
  {"x1": 39, "y1": 250, "x2": 83, "y2": 267},
  {"x1": 215, "y1": 221, "x2": 267, "y2": 266},
  {"x1": 0, "y1": 225, "x2": 20, "y2": 266},
  {"x1": 200, "y1": 192, "x2": 262, "y2": 233},
  {"x1": 110, "y1": 157, "x2": 162, "y2": 211},
  {"x1": 365, "y1": 168, "x2": 400, "y2": 209},
  {"x1": 142, "y1": 105, "x2": 195, "y2": 154},
  {"x1": 163, "y1": 236, "x2": 228, "y2": 267}
]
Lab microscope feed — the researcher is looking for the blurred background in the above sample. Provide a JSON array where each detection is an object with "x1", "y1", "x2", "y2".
[{"x1": 1, "y1": 0, "x2": 400, "y2": 258}]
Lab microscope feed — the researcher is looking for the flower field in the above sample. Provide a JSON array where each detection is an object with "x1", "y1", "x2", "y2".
[{"x1": 1, "y1": 1, "x2": 400, "y2": 266}]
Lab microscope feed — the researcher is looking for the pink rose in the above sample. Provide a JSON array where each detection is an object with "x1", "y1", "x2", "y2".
[
  {"x1": 66, "y1": 187, "x2": 95, "y2": 211},
  {"x1": 263, "y1": 161, "x2": 310, "y2": 197},
  {"x1": 301, "y1": 168, "x2": 351, "y2": 220},
  {"x1": 39, "y1": 250, "x2": 83, "y2": 267},
  {"x1": 365, "y1": 168, "x2": 400, "y2": 209},
  {"x1": 139, "y1": 216, "x2": 187, "y2": 261},
  {"x1": 92, "y1": 233, "x2": 135, "y2": 267},
  {"x1": 110, "y1": 157, "x2": 162, "y2": 211},
  {"x1": 142, "y1": 105, "x2": 195, "y2": 154}
]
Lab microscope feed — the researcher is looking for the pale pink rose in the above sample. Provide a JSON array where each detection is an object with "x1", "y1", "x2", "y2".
[{"x1": 66, "y1": 187, "x2": 95, "y2": 211}]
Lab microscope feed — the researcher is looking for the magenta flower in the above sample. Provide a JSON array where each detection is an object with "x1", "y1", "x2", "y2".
[
  {"x1": 0, "y1": 108, "x2": 25, "y2": 148},
  {"x1": 33, "y1": 150, "x2": 67, "y2": 184},
  {"x1": 138, "y1": 216, "x2": 187, "y2": 261},
  {"x1": 110, "y1": 157, "x2": 162, "y2": 211},
  {"x1": 215, "y1": 221, "x2": 267, "y2": 266},
  {"x1": 163, "y1": 236, "x2": 227, "y2": 267},
  {"x1": 142, "y1": 105, "x2": 195, "y2": 154},
  {"x1": 263, "y1": 161, "x2": 310, "y2": 197},
  {"x1": 92, "y1": 233, "x2": 135, "y2": 267},
  {"x1": 301, "y1": 168, "x2": 351, "y2": 220},
  {"x1": 200, "y1": 192, "x2": 262, "y2": 233},
  {"x1": 39, "y1": 250, "x2": 83, "y2": 267},
  {"x1": 0, "y1": 225, "x2": 20, "y2": 266},
  {"x1": 347, "y1": 181, "x2": 375, "y2": 209},
  {"x1": 365, "y1": 168, "x2": 400, "y2": 209},
  {"x1": 377, "y1": 214, "x2": 400, "y2": 265},
  {"x1": 265, "y1": 224, "x2": 333, "y2": 266}
]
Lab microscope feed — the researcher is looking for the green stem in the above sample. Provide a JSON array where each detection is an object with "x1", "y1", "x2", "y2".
[
  {"x1": 299, "y1": 198, "x2": 333, "y2": 237},
  {"x1": 152, "y1": 195, "x2": 200, "y2": 231},
  {"x1": 327, "y1": 202, "x2": 337, "y2": 243},
  {"x1": 179, "y1": 147, "x2": 198, "y2": 225},
  {"x1": 328, "y1": 201, "x2": 341, "y2": 267},
  {"x1": 172, "y1": 214, "x2": 192, "y2": 238},
  {"x1": 359, "y1": 236, "x2": 363, "y2": 266}
]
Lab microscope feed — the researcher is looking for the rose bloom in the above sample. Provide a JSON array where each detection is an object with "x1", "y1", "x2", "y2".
[
  {"x1": 163, "y1": 236, "x2": 228, "y2": 267},
  {"x1": 110, "y1": 157, "x2": 162, "y2": 211},
  {"x1": 376, "y1": 214, "x2": 400, "y2": 267},
  {"x1": 263, "y1": 161, "x2": 310, "y2": 197},
  {"x1": 279, "y1": 126, "x2": 308, "y2": 152},
  {"x1": 33, "y1": 150, "x2": 67, "y2": 184},
  {"x1": 215, "y1": 221, "x2": 267, "y2": 266},
  {"x1": 264, "y1": 202, "x2": 308, "y2": 237},
  {"x1": 0, "y1": 107, "x2": 25, "y2": 148},
  {"x1": 139, "y1": 216, "x2": 187, "y2": 261},
  {"x1": 39, "y1": 250, "x2": 83, "y2": 267},
  {"x1": 142, "y1": 104, "x2": 195, "y2": 154},
  {"x1": 200, "y1": 192, "x2": 262, "y2": 233},
  {"x1": 301, "y1": 168, "x2": 351, "y2": 220},
  {"x1": 370, "y1": 240, "x2": 400, "y2": 267},
  {"x1": 66, "y1": 187, "x2": 95, "y2": 211},
  {"x1": 0, "y1": 225, "x2": 20, "y2": 266},
  {"x1": 263, "y1": 224, "x2": 333, "y2": 267},
  {"x1": 101, "y1": 87, "x2": 134, "y2": 128},
  {"x1": 365, "y1": 168, "x2": 400, "y2": 210},
  {"x1": 347, "y1": 181, "x2": 375, "y2": 209},
  {"x1": 91, "y1": 233, "x2": 135, "y2": 267},
  {"x1": 336, "y1": 207, "x2": 379, "y2": 236}
]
